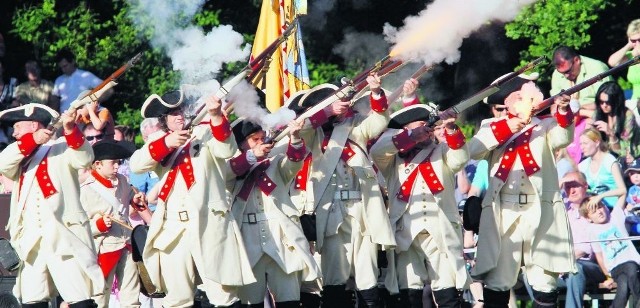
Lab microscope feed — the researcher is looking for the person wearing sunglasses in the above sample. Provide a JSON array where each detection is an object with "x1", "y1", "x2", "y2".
[
  {"x1": 592, "y1": 81, "x2": 640, "y2": 165},
  {"x1": 83, "y1": 124, "x2": 105, "y2": 145}
]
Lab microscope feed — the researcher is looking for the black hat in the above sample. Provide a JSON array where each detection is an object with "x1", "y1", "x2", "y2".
[
  {"x1": 463, "y1": 195, "x2": 482, "y2": 234},
  {"x1": 626, "y1": 158, "x2": 640, "y2": 175},
  {"x1": 292, "y1": 84, "x2": 339, "y2": 115},
  {"x1": 231, "y1": 119, "x2": 263, "y2": 146},
  {"x1": 484, "y1": 72, "x2": 539, "y2": 106},
  {"x1": 0, "y1": 103, "x2": 58, "y2": 126},
  {"x1": 283, "y1": 89, "x2": 311, "y2": 115},
  {"x1": 141, "y1": 85, "x2": 199, "y2": 118},
  {"x1": 92, "y1": 140, "x2": 134, "y2": 162},
  {"x1": 387, "y1": 103, "x2": 439, "y2": 129}
]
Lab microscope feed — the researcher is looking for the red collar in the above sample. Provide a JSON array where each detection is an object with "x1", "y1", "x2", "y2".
[{"x1": 91, "y1": 170, "x2": 116, "y2": 188}]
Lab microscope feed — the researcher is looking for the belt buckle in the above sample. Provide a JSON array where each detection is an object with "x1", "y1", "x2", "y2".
[
  {"x1": 340, "y1": 190, "x2": 350, "y2": 201},
  {"x1": 179, "y1": 210, "x2": 189, "y2": 221},
  {"x1": 518, "y1": 193, "x2": 528, "y2": 205},
  {"x1": 247, "y1": 213, "x2": 257, "y2": 224}
]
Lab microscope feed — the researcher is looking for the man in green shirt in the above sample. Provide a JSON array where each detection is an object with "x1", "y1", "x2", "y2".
[{"x1": 551, "y1": 45, "x2": 611, "y2": 119}]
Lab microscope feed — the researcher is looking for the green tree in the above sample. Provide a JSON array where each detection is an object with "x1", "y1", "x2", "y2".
[{"x1": 505, "y1": 0, "x2": 610, "y2": 78}]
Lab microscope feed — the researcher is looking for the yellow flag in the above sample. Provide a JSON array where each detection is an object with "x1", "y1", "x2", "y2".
[{"x1": 251, "y1": 0, "x2": 310, "y2": 112}]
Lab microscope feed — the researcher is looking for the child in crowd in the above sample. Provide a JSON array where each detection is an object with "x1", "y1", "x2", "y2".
[
  {"x1": 580, "y1": 196, "x2": 640, "y2": 307},
  {"x1": 625, "y1": 158, "x2": 640, "y2": 209}
]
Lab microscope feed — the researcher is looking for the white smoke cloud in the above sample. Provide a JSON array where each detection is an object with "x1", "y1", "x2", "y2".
[
  {"x1": 127, "y1": 0, "x2": 251, "y2": 84},
  {"x1": 228, "y1": 81, "x2": 295, "y2": 131},
  {"x1": 385, "y1": 0, "x2": 536, "y2": 65},
  {"x1": 333, "y1": 31, "x2": 390, "y2": 67}
]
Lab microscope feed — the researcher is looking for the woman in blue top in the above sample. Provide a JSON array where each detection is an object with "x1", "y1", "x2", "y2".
[{"x1": 578, "y1": 127, "x2": 627, "y2": 208}]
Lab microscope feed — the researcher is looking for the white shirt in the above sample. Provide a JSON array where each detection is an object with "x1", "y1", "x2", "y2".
[{"x1": 52, "y1": 69, "x2": 102, "y2": 112}]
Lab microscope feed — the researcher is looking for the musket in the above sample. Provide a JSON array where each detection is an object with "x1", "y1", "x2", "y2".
[
  {"x1": 426, "y1": 56, "x2": 546, "y2": 126},
  {"x1": 184, "y1": 19, "x2": 299, "y2": 130},
  {"x1": 47, "y1": 52, "x2": 144, "y2": 131},
  {"x1": 273, "y1": 55, "x2": 404, "y2": 142},
  {"x1": 386, "y1": 64, "x2": 436, "y2": 108},
  {"x1": 532, "y1": 55, "x2": 640, "y2": 115}
]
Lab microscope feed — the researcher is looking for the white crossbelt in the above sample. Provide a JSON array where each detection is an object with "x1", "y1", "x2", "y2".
[
  {"x1": 333, "y1": 190, "x2": 361, "y2": 201},
  {"x1": 500, "y1": 193, "x2": 536, "y2": 204}
]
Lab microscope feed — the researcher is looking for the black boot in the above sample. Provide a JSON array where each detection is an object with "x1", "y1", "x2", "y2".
[
  {"x1": 432, "y1": 287, "x2": 461, "y2": 308},
  {"x1": 277, "y1": 301, "x2": 301, "y2": 308},
  {"x1": 322, "y1": 285, "x2": 351, "y2": 308},
  {"x1": 69, "y1": 299, "x2": 98, "y2": 308},
  {"x1": 482, "y1": 288, "x2": 510, "y2": 308},
  {"x1": 357, "y1": 287, "x2": 380, "y2": 308},
  {"x1": 532, "y1": 290, "x2": 558, "y2": 308},
  {"x1": 301, "y1": 292, "x2": 321, "y2": 308},
  {"x1": 21, "y1": 302, "x2": 49, "y2": 308}
]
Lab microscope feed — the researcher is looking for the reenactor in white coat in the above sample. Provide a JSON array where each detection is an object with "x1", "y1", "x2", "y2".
[
  {"x1": 227, "y1": 118, "x2": 320, "y2": 307},
  {"x1": 370, "y1": 104, "x2": 470, "y2": 308},
  {"x1": 0, "y1": 103, "x2": 104, "y2": 307},
  {"x1": 466, "y1": 75, "x2": 576, "y2": 307},
  {"x1": 80, "y1": 140, "x2": 152, "y2": 308},
  {"x1": 292, "y1": 74, "x2": 396, "y2": 308},
  {"x1": 129, "y1": 90, "x2": 255, "y2": 307}
]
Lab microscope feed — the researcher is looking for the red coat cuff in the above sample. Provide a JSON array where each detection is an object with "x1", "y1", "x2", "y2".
[
  {"x1": 230, "y1": 152, "x2": 252, "y2": 176},
  {"x1": 64, "y1": 126, "x2": 85, "y2": 149},
  {"x1": 555, "y1": 108, "x2": 574, "y2": 128},
  {"x1": 211, "y1": 116, "x2": 232, "y2": 141},
  {"x1": 309, "y1": 109, "x2": 330, "y2": 129},
  {"x1": 392, "y1": 129, "x2": 417, "y2": 154},
  {"x1": 402, "y1": 96, "x2": 420, "y2": 107},
  {"x1": 490, "y1": 119, "x2": 514, "y2": 144},
  {"x1": 287, "y1": 140, "x2": 307, "y2": 162},
  {"x1": 17, "y1": 133, "x2": 38, "y2": 156},
  {"x1": 149, "y1": 133, "x2": 173, "y2": 162},
  {"x1": 96, "y1": 217, "x2": 110, "y2": 232},
  {"x1": 370, "y1": 91, "x2": 388, "y2": 113},
  {"x1": 445, "y1": 126, "x2": 466, "y2": 150}
]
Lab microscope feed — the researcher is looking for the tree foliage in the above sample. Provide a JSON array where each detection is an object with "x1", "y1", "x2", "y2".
[{"x1": 505, "y1": 0, "x2": 609, "y2": 78}]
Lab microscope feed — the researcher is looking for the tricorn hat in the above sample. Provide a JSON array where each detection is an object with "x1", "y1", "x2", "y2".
[
  {"x1": 231, "y1": 118, "x2": 263, "y2": 146},
  {"x1": 387, "y1": 103, "x2": 439, "y2": 129},
  {"x1": 293, "y1": 83, "x2": 339, "y2": 115},
  {"x1": 0, "y1": 103, "x2": 58, "y2": 126},
  {"x1": 141, "y1": 85, "x2": 199, "y2": 118},
  {"x1": 283, "y1": 89, "x2": 311, "y2": 115},
  {"x1": 92, "y1": 140, "x2": 134, "y2": 162},
  {"x1": 484, "y1": 72, "x2": 539, "y2": 106}
]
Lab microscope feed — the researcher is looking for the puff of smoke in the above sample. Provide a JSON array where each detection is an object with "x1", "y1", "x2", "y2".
[
  {"x1": 127, "y1": 0, "x2": 250, "y2": 84},
  {"x1": 384, "y1": 0, "x2": 536, "y2": 65},
  {"x1": 333, "y1": 31, "x2": 390, "y2": 68},
  {"x1": 228, "y1": 81, "x2": 295, "y2": 131}
]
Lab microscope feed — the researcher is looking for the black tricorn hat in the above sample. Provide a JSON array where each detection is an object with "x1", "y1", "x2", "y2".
[
  {"x1": 484, "y1": 73, "x2": 539, "y2": 106},
  {"x1": 141, "y1": 85, "x2": 199, "y2": 118},
  {"x1": 291, "y1": 83, "x2": 339, "y2": 115},
  {"x1": 283, "y1": 89, "x2": 311, "y2": 115},
  {"x1": 92, "y1": 140, "x2": 134, "y2": 162},
  {"x1": 0, "y1": 103, "x2": 58, "y2": 126},
  {"x1": 231, "y1": 118, "x2": 263, "y2": 146},
  {"x1": 387, "y1": 104, "x2": 438, "y2": 129}
]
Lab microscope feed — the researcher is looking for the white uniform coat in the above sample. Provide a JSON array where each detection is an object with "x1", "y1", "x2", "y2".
[
  {"x1": 371, "y1": 131, "x2": 470, "y2": 292},
  {"x1": 466, "y1": 116, "x2": 577, "y2": 278},
  {"x1": 0, "y1": 133, "x2": 104, "y2": 299},
  {"x1": 129, "y1": 122, "x2": 255, "y2": 289}
]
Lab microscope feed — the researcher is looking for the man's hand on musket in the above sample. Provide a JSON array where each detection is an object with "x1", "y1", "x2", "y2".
[
  {"x1": 206, "y1": 95, "x2": 224, "y2": 126},
  {"x1": 62, "y1": 109, "x2": 78, "y2": 134},
  {"x1": 367, "y1": 73, "x2": 382, "y2": 96},
  {"x1": 33, "y1": 129, "x2": 53, "y2": 145},
  {"x1": 102, "y1": 214, "x2": 113, "y2": 229},
  {"x1": 403, "y1": 78, "x2": 419, "y2": 98},
  {"x1": 506, "y1": 117, "x2": 527, "y2": 134},
  {"x1": 409, "y1": 124, "x2": 434, "y2": 143},
  {"x1": 553, "y1": 94, "x2": 571, "y2": 115},
  {"x1": 165, "y1": 130, "x2": 190, "y2": 149},
  {"x1": 253, "y1": 142, "x2": 274, "y2": 161},
  {"x1": 325, "y1": 100, "x2": 351, "y2": 117},
  {"x1": 288, "y1": 119, "x2": 304, "y2": 143},
  {"x1": 439, "y1": 112, "x2": 458, "y2": 134}
]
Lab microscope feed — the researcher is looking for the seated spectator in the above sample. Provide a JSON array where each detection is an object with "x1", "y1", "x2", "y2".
[
  {"x1": 578, "y1": 128, "x2": 627, "y2": 208},
  {"x1": 557, "y1": 171, "x2": 606, "y2": 308},
  {"x1": 608, "y1": 19, "x2": 640, "y2": 104},
  {"x1": 12, "y1": 60, "x2": 54, "y2": 107},
  {"x1": 0, "y1": 59, "x2": 16, "y2": 144},
  {"x1": 83, "y1": 123, "x2": 106, "y2": 145},
  {"x1": 580, "y1": 196, "x2": 640, "y2": 307},
  {"x1": 76, "y1": 100, "x2": 115, "y2": 140},
  {"x1": 128, "y1": 118, "x2": 160, "y2": 212},
  {"x1": 591, "y1": 81, "x2": 639, "y2": 165},
  {"x1": 114, "y1": 125, "x2": 135, "y2": 142}
]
